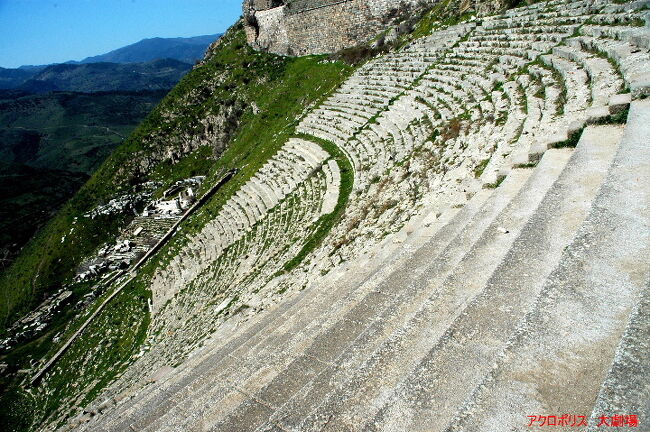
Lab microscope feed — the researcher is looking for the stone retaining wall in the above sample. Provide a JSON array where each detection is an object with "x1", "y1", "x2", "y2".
[{"x1": 244, "y1": 0, "x2": 442, "y2": 56}]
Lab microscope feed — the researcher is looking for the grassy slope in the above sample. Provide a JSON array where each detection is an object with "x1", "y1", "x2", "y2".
[{"x1": 0, "y1": 23, "x2": 352, "y2": 431}]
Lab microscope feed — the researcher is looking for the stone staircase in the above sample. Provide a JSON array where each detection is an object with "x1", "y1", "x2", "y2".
[{"x1": 67, "y1": 0, "x2": 650, "y2": 430}]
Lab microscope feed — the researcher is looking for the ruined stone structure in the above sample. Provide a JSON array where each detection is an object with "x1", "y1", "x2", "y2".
[
  {"x1": 41, "y1": 0, "x2": 650, "y2": 430},
  {"x1": 244, "y1": 0, "x2": 444, "y2": 55}
]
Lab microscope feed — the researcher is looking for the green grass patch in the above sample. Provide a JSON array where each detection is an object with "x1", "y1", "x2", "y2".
[
  {"x1": 484, "y1": 175, "x2": 506, "y2": 189},
  {"x1": 551, "y1": 127, "x2": 585, "y2": 149},
  {"x1": 282, "y1": 134, "x2": 354, "y2": 273},
  {"x1": 513, "y1": 161, "x2": 538, "y2": 169},
  {"x1": 595, "y1": 106, "x2": 630, "y2": 125}
]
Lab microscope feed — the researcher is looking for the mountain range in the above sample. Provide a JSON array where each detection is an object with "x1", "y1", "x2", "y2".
[
  {"x1": 0, "y1": 34, "x2": 221, "y2": 91},
  {"x1": 77, "y1": 34, "x2": 219, "y2": 64},
  {"x1": 16, "y1": 59, "x2": 192, "y2": 93}
]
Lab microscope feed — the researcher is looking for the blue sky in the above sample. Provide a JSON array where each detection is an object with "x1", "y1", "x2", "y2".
[{"x1": 0, "y1": 0, "x2": 242, "y2": 68}]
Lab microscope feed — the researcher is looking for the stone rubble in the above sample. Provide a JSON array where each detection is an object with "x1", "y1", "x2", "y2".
[{"x1": 75, "y1": 176, "x2": 205, "y2": 283}]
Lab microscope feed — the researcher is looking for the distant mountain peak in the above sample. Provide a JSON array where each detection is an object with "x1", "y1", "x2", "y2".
[
  {"x1": 0, "y1": 34, "x2": 222, "y2": 91},
  {"x1": 78, "y1": 34, "x2": 222, "y2": 65}
]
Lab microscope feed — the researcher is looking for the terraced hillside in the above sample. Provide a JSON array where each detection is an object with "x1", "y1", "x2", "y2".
[{"x1": 9, "y1": 0, "x2": 650, "y2": 430}]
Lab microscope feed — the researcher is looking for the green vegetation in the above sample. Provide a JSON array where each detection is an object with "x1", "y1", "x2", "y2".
[
  {"x1": 0, "y1": 22, "x2": 353, "y2": 431},
  {"x1": 284, "y1": 134, "x2": 354, "y2": 273},
  {"x1": 609, "y1": 106, "x2": 630, "y2": 124},
  {"x1": 551, "y1": 127, "x2": 585, "y2": 149},
  {"x1": 4, "y1": 280, "x2": 151, "y2": 431},
  {"x1": 0, "y1": 163, "x2": 88, "y2": 267},
  {"x1": 484, "y1": 175, "x2": 506, "y2": 189},
  {"x1": 513, "y1": 161, "x2": 538, "y2": 169},
  {"x1": 596, "y1": 106, "x2": 630, "y2": 125},
  {"x1": 473, "y1": 158, "x2": 491, "y2": 178},
  {"x1": 411, "y1": 0, "x2": 474, "y2": 40},
  {"x1": 0, "y1": 89, "x2": 168, "y2": 174}
]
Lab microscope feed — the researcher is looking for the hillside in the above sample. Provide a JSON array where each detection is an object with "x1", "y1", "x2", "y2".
[
  {"x1": 0, "y1": 68, "x2": 38, "y2": 90},
  {"x1": 0, "y1": 163, "x2": 89, "y2": 268},
  {"x1": 0, "y1": 89, "x2": 167, "y2": 261},
  {"x1": 0, "y1": 89, "x2": 167, "y2": 173},
  {"x1": 17, "y1": 60, "x2": 192, "y2": 94},
  {"x1": 1, "y1": 1, "x2": 649, "y2": 431},
  {"x1": 78, "y1": 34, "x2": 221, "y2": 64}
]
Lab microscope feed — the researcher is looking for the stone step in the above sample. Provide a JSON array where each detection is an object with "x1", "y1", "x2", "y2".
[
  {"x1": 586, "y1": 278, "x2": 650, "y2": 432},
  {"x1": 179, "y1": 168, "x2": 538, "y2": 431},
  {"x1": 446, "y1": 100, "x2": 650, "y2": 432},
  {"x1": 278, "y1": 146, "x2": 573, "y2": 431},
  {"x1": 367, "y1": 125, "x2": 622, "y2": 432}
]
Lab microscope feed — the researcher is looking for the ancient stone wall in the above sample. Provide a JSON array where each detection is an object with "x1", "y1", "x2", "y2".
[{"x1": 244, "y1": 0, "x2": 442, "y2": 56}]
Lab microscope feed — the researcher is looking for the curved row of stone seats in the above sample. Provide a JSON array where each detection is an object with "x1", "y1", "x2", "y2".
[
  {"x1": 400, "y1": 2, "x2": 645, "y2": 179},
  {"x1": 341, "y1": 105, "x2": 430, "y2": 182},
  {"x1": 150, "y1": 139, "x2": 330, "y2": 312},
  {"x1": 165, "y1": 161, "x2": 329, "y2": 294},
  {"x1": 574, "y1": 25, "x2": 650, "y2": 96},
  {"x1": 552, "y1": 44, "x2": 625, "y2": 106},
  {"x1": 82, "y1": 168, "x2": 334, "y2": 432},
  {"x1": 541, "y1": 53, "x2": 592, "y2": 113},
  {"x1": 428, "y1": 2, "x2": 647, "y2": 173},
  {"x1": 92, "y1": 119, "x2": 633, "y2": 432},
  {"x1": 297, "y1": 25, "x2": 474, "y2": 145},
  {"x1": 427, "y1": 6, "x2": 630, "y2": 178},
  {"x1": 469, "y1": 25, "x2": 577, "y2": 56},
  {"x1": 480, "y1": 0, "x2": 608, "y2": 28},
  {"x1": 320, "y1": 160, "x2": 341, "y2": 216},
  {"x1": 347, "y1": 68, "x2": 504, "y2": 187}
]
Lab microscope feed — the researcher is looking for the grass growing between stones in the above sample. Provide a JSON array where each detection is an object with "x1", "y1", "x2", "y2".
[{"x1": 474, "y1": 158, "x2": 491, "y2": 178}]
